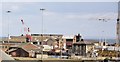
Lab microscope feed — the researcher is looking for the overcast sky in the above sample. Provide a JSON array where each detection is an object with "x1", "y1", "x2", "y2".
[
  {"x1": 1, "y1": 1, "x2": 119, "y2": 39},
  {"x1": 1, "y1": 0, "x2": 119, "y2": 2}
]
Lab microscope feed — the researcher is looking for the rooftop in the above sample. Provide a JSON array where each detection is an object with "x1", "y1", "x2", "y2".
[{"x1": 73, "y1": 41, "x2": 94, "y2": 45}]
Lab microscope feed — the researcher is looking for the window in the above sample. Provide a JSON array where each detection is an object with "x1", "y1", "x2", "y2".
[
  {"x1": 33, "y1": 42, "x2": 37, "y2": 44},
  {"x1": 66, "y1": 39, "x2": 73, "y2": 42}
]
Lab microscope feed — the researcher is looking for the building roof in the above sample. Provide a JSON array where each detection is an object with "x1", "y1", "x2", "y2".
[
  {"x1": 1, "y1": 36, "x2": 26, "y2": 42},
  {"x1": 7, "y1": 49, "x2": 17, "y2": 52},
  {"x1": 0, "y1": 43, "x2": 16, "y2": 51},
  {"x1": 62, "y1": 35, "x2": 74, "y2": 39},
  {"x1": 31, "y1": 34, "x2": 63, "y2": 36},
  {"x1": 2, "y1": 34, "x2": 63, "y2": 43},
  {"x1": 10, "y1": 43, "x2": 40, "y2": 52},
  {"x1": 73, "y1": 41, "x2": 94, "y2": 45},
  {"x1": 46, "y1": 37, "x2": 57, "y2": 42}
]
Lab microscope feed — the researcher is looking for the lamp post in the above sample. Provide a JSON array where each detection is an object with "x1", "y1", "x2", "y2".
[
  {"x1": 6, "y1": 10, "x2": 11, "y2": 55},
  {"x1": 98, "y1": 19, "x2": 109, "y2": 45},
  {"x1": 6, "y1": 10, "x2": 11, "y2": 44},
  {"x1": 40, "y1": 8, "x2": 45, "y2": 60}
]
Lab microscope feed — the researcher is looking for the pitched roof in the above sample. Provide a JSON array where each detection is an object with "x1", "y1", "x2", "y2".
[
  {"x1": 1, "y1": 34, "x2": 63, "y2": 43},
  {"x1": 21, "y1": 43, "x2": 40, "y2": 51},
  {"x1": 11, "y1": 43, "x2": 40, "y2": 51},
  {"x1": 46, "y1": 37, "x2": 57, "y2": 42}
]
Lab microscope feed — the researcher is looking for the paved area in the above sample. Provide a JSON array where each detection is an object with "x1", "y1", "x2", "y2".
[{"x1": 0, "y1": 49, "x2": 14, "y2": 61}]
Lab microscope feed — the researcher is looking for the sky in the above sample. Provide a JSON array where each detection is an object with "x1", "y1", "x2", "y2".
[
  {"x1": 1, "y1": 1, "x2": 119, "y2": 39},
  {"x1": 1, "y1": 0, "x2": 119, "y2": 2}
]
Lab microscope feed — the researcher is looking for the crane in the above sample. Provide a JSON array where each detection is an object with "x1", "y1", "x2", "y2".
[{"x1": 21, "y1": 19, "x2": 32, "y2": 42}]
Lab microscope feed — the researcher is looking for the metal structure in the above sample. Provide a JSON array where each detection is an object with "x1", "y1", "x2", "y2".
[
  {"x1": 116, "y1": 1, "x2": 120, "y2": 46},
  {"x1": 40, "y1": 8, "x2": 45, "y2": 60},
  {"x1": 98, "y1": 19, "x2": 108, "y2": 45},
  {"x1": 20, "y1": 19, "x2": 32, "y2": 42},
  {"x1": 6, "y1": 10, "x2": 11, "y2": 44}
]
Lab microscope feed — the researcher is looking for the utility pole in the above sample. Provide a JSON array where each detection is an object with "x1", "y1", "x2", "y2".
[
  {"x1": 40, "y1": 8, "x2": 45, "y2": 60},
  {"x1": 6, "y1": 10, "x2": 11, "y2": 45},
  {"x1": 6, "y1": 10, "x2": 11, "y2": 55},
  {"x1": 116, "y1": 1, "x2": 120, "y2": 46},
  {"x1": 98, "y1": 19, "x2": 108, "y2": 46},
  {"x1": 116, "y1": 18, "x2": 120, "y2": 46}
]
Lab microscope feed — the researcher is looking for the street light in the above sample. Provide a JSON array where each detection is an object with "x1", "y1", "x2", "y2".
[
  {"x1": 116, "y1": 18, "x2": 120, "y2": 46},
  {"x1": 6, "y1": 10, "x2": 11, "y2": 44},
  {"x1": 98, "y1": 18, "x2": 110, "y2": 45},
  {"x1": 40, "y1": 8, "x2": 45, "y2": 60},
  {"x1": 40, "y1": 8, "x2": 45, "y2": 34},
  {"x1": 6, "y1": 10, "x2": 11, "y2": 55}
]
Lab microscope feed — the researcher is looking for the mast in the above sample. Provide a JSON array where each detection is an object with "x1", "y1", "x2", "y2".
[
  {"x1": 116, "y1": 1, "x2": 120, "y2": 46},
  {"x1": 6, "y1": 10, "x2": 11, "y2": 47},
  {"x1": 40, "y1": 8, "x2": 45, "y2": 60}
]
